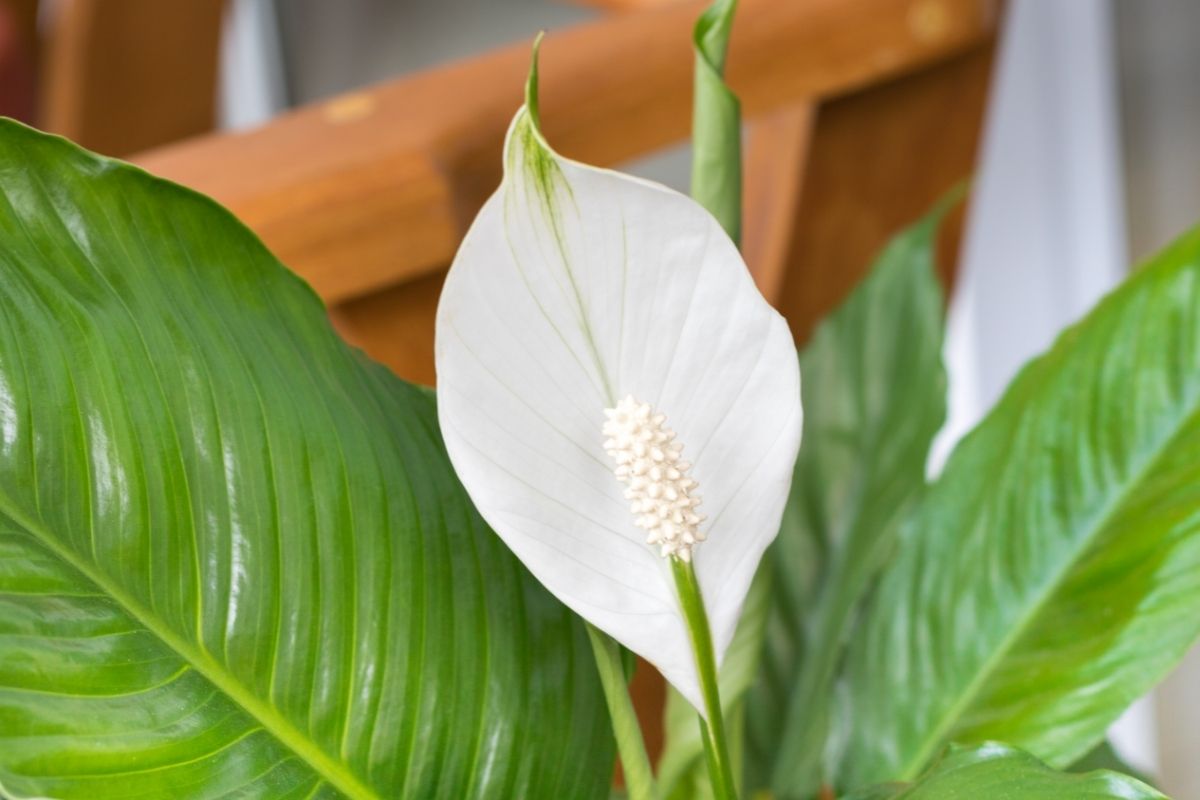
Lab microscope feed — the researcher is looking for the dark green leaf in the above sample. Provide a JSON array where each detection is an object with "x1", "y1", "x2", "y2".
[
  {"x1": 1070, "y1": 741, "x2": 1154, "y2": 787},
  {"x1": 760, "y1": 202, "x2": 953, "y2": 797},
  {"x1": 840, "y1": 743, "x2": 1165, "y2": 800},
  {"x1": 838, "y1": 226, "x2": 1200, "y2": 788},
  {"x1": 0, "y1": 120, "x2": 613, "y2": 799}
]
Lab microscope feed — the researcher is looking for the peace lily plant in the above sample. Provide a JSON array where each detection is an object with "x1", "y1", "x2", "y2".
[
  {"x1": 1, "y1": 1, "x2": 1200, "y2": 799},
  {"x1": 435, "y1": 34, "x2": 800, "y2": 800}
]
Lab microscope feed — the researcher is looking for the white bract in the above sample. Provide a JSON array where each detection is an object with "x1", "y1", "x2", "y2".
[{"x1": 435, "y1": 103, "x2": 802, "y2": 712}]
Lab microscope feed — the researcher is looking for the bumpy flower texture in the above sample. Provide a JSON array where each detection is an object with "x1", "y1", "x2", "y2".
[{"x1": 434, "y1": 105, "x2": 802, "y2": 713}]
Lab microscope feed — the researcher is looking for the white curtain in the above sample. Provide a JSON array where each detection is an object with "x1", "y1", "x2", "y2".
[{"x1": 930, "y1": 0, "x2": 1157, "y2": 774}]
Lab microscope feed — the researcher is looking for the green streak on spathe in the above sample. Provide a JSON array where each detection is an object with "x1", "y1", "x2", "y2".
[{"x1": 505, "y1": 36, "x2": 616, "y2": 406}]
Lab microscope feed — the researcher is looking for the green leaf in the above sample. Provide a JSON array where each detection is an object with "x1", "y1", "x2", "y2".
[
  {"x1": 587, "y1": 624, "x2": 656, "y2": 800},
  {"x1": 840, "y1": 743, "x2": 1165, "y2": 800},
  {"x1": 758, "y1": 202, "x2": 953, "y2": 797},
  {"x1": 691, "y1": 0, "x2": 741, "y2": 243},
  {"x1": 838, "y1": 226, "x2": 1200, "y2": 789},
  {"x1": 0, "y1": 120, "x2": 613, "y2": 799}
]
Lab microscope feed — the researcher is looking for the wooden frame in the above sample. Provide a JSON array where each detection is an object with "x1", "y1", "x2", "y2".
[
  {"x1": 40, "y1": 0, "x2": 226, "y2": 156},
  {"x1": 136, "y1": 0, "x2": 997, "y2": 307}
]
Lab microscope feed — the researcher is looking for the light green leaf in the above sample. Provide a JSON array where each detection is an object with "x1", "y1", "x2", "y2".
[
  {"x1": 838, "y1": 226, "x2": 1200, "y2": 788},
  {"x1": 758, "y1": 203, "x2": 952, "y2": 797},
  {"x1": 840, "y1": 743, "x2": 1165, "y2": 800},
  {"x1": 691, "y1": 0, "x2": 741, "y2": 243},
  {"x1": 0, "y1": 120, "x2": 613, "y2": 799}
]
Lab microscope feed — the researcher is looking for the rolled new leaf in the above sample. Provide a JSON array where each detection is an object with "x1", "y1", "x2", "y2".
[{"x1": 691, "y1": 0, "x2": 741, "y2": 242}]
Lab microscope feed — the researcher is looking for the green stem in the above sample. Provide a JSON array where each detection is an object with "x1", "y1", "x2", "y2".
[
  {"x1": 671, "y1": 558, "x2": 738, "y2": 800},
  {"x1": 585, "y1": 623, "x2": 657, "y2": 800}
]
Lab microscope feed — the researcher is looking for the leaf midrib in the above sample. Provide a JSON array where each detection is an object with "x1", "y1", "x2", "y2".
[
  {"x1": 0, "y1": 490, "x2": 379, "y2": 800},
  {"x1": 897, "y1": 367, "x2": 1200, "y2": 780}
]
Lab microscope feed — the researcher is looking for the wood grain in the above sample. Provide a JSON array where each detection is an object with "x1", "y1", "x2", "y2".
[
  {"x1": 560, "y1": 0, "x2": 689, "y2": 11},
  {"x1": 773, "y1": 44, "x2": 994, "y2": 348},
  {"x1": 0, "y1": 0, "x2": 37, "y2": 122},
  {"x1": 41, "y1": 0, "x2": 225, "y2": 156},
  {"x1": 5, "y1": 0, "x2": 39, "y2": 60},
  {"x1": 744, "y1": 105, "x2": 817, "y2": 302},
  {"x1": 137, "y1": 0, "x2": 997, "y2": 306}
]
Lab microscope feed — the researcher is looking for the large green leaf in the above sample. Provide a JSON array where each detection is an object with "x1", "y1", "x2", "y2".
[
  {"x1": 0, "y1": 120, "x2": 613, "y2": 799},
  {"x1": 837, "y1": 226, "x2": 1200, "y2": 789},
  {"x1": 757, "y1": 206, "x2": 951, "y2": 797},
  {"x1": 841, "y1": 743, "x2": 1165, "y2": 800}
]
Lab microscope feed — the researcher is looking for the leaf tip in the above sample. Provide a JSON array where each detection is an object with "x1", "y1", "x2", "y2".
[{"x1": 526, "y1": 31, "x2": 545, "y2": 128}]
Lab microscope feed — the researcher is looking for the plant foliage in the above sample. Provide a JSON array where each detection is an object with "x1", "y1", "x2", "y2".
[{"x1": 0, "y1": 120, "x2": 613, "y2": 800}]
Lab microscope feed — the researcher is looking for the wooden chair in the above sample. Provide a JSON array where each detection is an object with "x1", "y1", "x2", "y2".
[
  {"x1": 26, "y1": 0, "x2": 999, "y2": 765},
  {"x1": 8, "y1": 0, "x2": 225, "y2": 156}
]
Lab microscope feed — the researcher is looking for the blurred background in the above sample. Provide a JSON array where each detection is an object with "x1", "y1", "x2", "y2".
[{"x1": 0, "y1": 0, "x2": 1197, "y2": 794}]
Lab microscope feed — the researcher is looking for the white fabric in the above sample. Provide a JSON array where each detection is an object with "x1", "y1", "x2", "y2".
[{"x1": 933, "y1": 0, "x2": 1155, "y2": 772}]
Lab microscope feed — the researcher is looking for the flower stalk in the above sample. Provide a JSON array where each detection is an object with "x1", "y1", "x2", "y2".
[
  {"x1": 672, "y1": 557, "x2": 739, "y2": 800},
  {"x1": 585, "y1": 624, "x2": 658, "y2": 800},
  {"x1": 686, "y1": 1, "x2": 745, "y2": 798}
]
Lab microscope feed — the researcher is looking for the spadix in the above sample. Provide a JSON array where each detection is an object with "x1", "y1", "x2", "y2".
[{"x1": 435, "y1": 92, "x2": 801, "y2": 712}]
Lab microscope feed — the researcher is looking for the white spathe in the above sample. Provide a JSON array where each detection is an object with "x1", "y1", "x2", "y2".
[{"x1": 435, "y1": 107, "x2": 802, "y2": 713}]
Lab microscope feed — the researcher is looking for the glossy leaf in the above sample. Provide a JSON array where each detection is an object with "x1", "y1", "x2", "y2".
[
  {"x1": 758, "y1": 205, "x2": 951, "y2": 797},
  {"x1": 0, "y1": 120, "x2": 613, "y2": 799},
  {"x1": 840, "y1": 743, "x2": 1164, "y2": 800},
  {"x1": 838, "y1": 226, "x2": 1200, "y2": 788},
  {"x1": 435, "y1": 65, "x2": 801, "y2": 711}
]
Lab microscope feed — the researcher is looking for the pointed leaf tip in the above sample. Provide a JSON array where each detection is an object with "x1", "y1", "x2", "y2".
[{"x1": 526, "y1": 31, "x2": 545, "y2": 127}]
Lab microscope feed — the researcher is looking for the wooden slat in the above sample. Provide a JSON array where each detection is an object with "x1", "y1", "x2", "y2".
[
  {"x1": 743, "y1": 105, "x2": 816, "y2": 303},
  {"x1": 561, "y1": 0, "x2": 688, "y2": 11},
  {"x1": 6, "y1": 0, "x2": 39, "y2": 58},
  {"x1": 772, "y1": 44, "x2": 994, "y2": 348},
  {"x1": 328, "y1": 269, "x2": 444, "y2": 387},
  {"x1": 40, "y1": 0, "x2": 226, "y2": 156},
  {"x1": 0, "y1": 0, "x2": 37, "y2": 122},
  {"x1": 136, "y1": 0, "x2": 998, "y2": 305}
]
